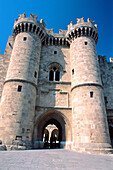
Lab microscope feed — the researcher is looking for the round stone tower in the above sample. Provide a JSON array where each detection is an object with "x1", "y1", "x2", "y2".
[
  {"x1": 0, "y1": 13, "x2": 46, "y2": 149},
  {"x1": 67, "y1": 18, "x2": 112, "y2": 154}
]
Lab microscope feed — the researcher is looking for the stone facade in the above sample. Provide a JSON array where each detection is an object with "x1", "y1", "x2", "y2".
[{"x1": 0, "y1": 13, "x2": 113, "y2": 154}]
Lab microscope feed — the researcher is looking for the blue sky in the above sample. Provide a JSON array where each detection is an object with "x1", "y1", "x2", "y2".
[{"x1": 0, "y1": 0, "x2": 112, "y2": 61}]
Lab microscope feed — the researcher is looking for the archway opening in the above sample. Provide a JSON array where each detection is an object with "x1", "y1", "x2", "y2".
[
  {"x1": 42, "y1": 119, "x2": 62, "y2": 149},
  {"x1": 33, "y1": 110, "x2": 72, "y2": 149}
]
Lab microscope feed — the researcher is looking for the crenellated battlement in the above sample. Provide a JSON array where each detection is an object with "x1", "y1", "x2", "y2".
[
  {"x1": 42, "y1": 36, "x2": 70, "y2": 46},
  {"x1": 13, "y1": 13, "x2": 46, "y2": 42},
  {"x1": 42, "y1": 28, "x2": 69, "y2": 46},
  {"x1": 67, "y1": 18, "x2": 97, "y2": 31},
  {"x1": 66, "y1": 17, "x2": 98, "y2": 44}
]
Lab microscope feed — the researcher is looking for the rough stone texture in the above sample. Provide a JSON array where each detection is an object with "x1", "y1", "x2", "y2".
[
  {"x1": 0, "y1": 14, "x2": 113, "y2": 154},
  {"x1": 99, "y1": 56, "x2": 113, "y2": 119},
  {"x1": 70, "y1": 35, "x2": 111, "y2": 153},
  {"x1": 0, "y1": 17, "x2": 43, "y2": 148},
  {"x1": 70, "y1": 37, "x2": 101, "y2": 88},
  {"x1": 0, "y1": 36, "x2": 14, "y2": 98}
]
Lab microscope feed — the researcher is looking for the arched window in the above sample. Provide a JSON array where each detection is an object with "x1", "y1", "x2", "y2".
[
  {"x1": 49, "y1": 67, "x2": 60, "y2": 81},
  {"x1": 47, "y1": 63, "x2": 62, "y2": 81}
]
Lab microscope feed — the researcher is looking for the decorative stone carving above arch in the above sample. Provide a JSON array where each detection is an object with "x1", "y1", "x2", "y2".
[{"x1": 46, "y1": 62, "x2": 63, "y2": 72}]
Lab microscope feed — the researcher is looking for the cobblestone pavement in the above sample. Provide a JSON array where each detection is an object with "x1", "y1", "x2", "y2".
[{"x1": 0, "y1": 149, "x2": 113, "y2": 170}]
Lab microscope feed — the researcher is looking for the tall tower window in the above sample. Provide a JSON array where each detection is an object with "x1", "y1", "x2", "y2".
[
  {"x1": 49, "y1": 67, "x2": 60, "y2": 81},
  {"x1": 90, "y1": 91, "x2": 93, "y2": 98},
  {"x1": 49, "y1": 70, "x2": 54, "y2": 81},
  {"x1": 72, "y1": 69, "x2": 74, "y2": 75},
  {"x1": 17, "y1": 85, "x2": 22, "y2": 92},
  {"x1": 34, "y1": 71, "x2": 37, "y2": 78},
  {"x1": 85, "y1": 41, "x2": 88, "y2": 45}
]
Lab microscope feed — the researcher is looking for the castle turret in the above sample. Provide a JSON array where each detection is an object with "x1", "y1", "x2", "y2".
[
  {"x1": 67, "y1": 18, "x2": 112, "y2": 154},
  {"x1": 0, "y1": 13, "x2": 46, "y2": 149}
]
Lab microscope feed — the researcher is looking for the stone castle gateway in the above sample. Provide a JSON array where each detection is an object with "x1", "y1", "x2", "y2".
[{"x1": 0, "y1": 13, "x2": 113, "y2": 153}]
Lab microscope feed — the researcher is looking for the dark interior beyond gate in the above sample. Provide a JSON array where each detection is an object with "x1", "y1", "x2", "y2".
[{"x1": 42, "y1": 119, "x2": 62, "y2": 148}]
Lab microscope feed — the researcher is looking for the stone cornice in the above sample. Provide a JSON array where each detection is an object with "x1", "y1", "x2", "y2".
[
  {"x1": 38, "y1": 80, "x2": 71, "y2": 85},
  {"x1": 4, "y1": 79, "x2": 37, "y2": 89},
  {"x1": 35, "y1": 106, "x2": 72, "y2": 110},
  {"x1": 71, "y1": 83, "x2": 103, "y2": 92}
]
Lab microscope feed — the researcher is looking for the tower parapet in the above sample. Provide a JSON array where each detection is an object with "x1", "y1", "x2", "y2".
[
  {"x1": 42, "y1": 28, "x2": 70, "y2": 46},
  {"x1": 13, "y1": 13, "x2": 46, "y2": 42},
  {"x1": 66, "y1": 18, "x2": 98, "y2": 44}
]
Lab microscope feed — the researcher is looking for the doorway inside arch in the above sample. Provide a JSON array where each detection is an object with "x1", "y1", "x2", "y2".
[{"x1": 42, "y1": 119, "x2": 62, "y2": 149}]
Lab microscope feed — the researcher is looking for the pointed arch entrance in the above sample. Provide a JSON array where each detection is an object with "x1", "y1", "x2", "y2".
[{"x1": 33, "y1": 110, "x2": 72, "y2": 149}]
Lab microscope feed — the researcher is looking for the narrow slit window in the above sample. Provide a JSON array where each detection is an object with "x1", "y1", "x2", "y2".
[
  {"x1": 9, "y1": 43, "x2": 13, "y2": 49},
  {"x1": 85, "y1": 41, "x2": 88, "y2": 45},
  {"x1": 72, "y1": 69, "x2": 74, "y2": 75},
  {"x1": 49, "y1": 70, "x2": 54, "y2": 81},
  {"x1": 90, "y1": 91, "x2": 93, "y2": 98},
  {"x1": 17, "y1": 85, "x2": 22, "y2": 92},
  {"x1": 23, "y1": 37, "x2": 27, "y2": 41},
  {"x1": 104, "y1": 97, "x2": 108, "y2": 104},
  {"x1": 54, "y1": 51, "x2": 57, "y2": 54},
  {"x1": 34, "y1": 71, "x2": 37, "y2": 78}
]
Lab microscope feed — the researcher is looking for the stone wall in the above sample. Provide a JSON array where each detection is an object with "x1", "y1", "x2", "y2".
[
  {"x1": 37, "y1": 45, "x2": 71, "y2": 108},
  {"x1": 38, "y1": 46, "x2": 70, "y2": 82},
  {"x1": 0, "y1": 36, "x2": 14, "y2": 99},
  {"x1": 99, "y1": 56, "x2": 113, "y2": 122},
  {"x1": 36, "y1": 82, "x2": 71, "y2": 107}
]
